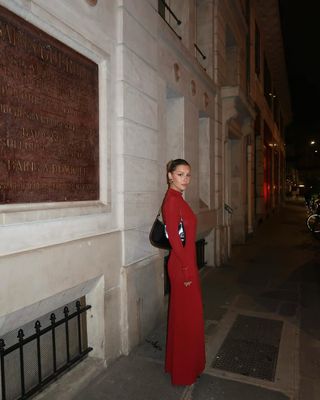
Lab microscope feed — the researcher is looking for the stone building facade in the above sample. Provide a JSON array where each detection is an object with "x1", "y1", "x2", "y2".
[{"x1": 0, "y1": 0, "x2": 290, "y2": 376}]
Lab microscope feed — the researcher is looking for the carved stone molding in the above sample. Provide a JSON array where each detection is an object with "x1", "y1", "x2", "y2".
[
  {"x1": 204, "y1": 92, "x2": 209, "y2": 109},
  {"x1": 191, "y1": 80, "x2": 196, "y2": 96},
  {"x1": 173, "y1": 63, "x2": 180, "y2": 82}
]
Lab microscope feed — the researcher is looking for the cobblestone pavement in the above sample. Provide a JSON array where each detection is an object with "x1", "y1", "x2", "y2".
[{"x1": 35, "y1": 200, "x2": 320, "y2": 400}]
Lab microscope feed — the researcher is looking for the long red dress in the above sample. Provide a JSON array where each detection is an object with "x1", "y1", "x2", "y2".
[{"x1": 162, "y1": 188, "x2": 206, "y2": 385}]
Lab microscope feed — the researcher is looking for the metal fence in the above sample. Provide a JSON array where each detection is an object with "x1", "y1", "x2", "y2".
[
  {"x1": 158, "y1": 0, "x2": 182, "y2": 39},
  {"x1": 0, "y1": 301, "x2": 92, "y2": 400}
]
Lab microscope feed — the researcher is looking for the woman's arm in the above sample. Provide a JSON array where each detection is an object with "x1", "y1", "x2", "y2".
[{"x1": 162, "y1": 196, "x2": 192, "y2": 282}]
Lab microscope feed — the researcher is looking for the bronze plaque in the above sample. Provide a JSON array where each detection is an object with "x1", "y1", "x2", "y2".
[{"x1": 0, "y1": 5, "x2": 99, "y2": 204}]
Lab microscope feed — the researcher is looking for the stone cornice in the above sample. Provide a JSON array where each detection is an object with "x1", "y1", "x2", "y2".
[{"x1": 221, "y1": 85, "x2": 256, "y2": 122}]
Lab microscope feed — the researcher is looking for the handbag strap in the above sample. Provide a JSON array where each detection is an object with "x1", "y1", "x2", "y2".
[{"x1": 158, "y1": 207, "x2": 183, "y2": 223}]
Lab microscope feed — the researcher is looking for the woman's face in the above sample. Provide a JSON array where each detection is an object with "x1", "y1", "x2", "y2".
[{"x1": 168, "y1": 164, "x2": 191, "y2": 192}]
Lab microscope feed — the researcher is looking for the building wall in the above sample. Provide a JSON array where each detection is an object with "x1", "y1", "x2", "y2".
[
  {"x1": 0, "y1": 0, "x2": 290, "y2": 367},
  {"x1": 217, "y1": 0, "x2": 256, "y2": 244},
  {"x1": 250, "y1": 0, "x2": 290, "y2": 220},
  {"x1": 217, "y1": 0, "x2": 290, "y2": 241},
  {"x1": 117, "y1": 0, "x2": 165, "y2": 352},
  {"x1": 0, "y1": 0, "x2": 123, "y2": 365},
  {"x1": 120, "y1": 0, "x2": 223, "y2": 351},
  {"x1": 0, "y1": 0, "x2": 220, "y2": 363}
]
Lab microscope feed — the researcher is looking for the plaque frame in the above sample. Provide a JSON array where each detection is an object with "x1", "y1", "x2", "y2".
[{"x1": 0, "y1": 4, "x2": 112, "y2": 227}]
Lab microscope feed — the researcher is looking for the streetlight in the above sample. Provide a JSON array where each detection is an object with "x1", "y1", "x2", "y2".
[{"x1": 310, "y1": 140, "x2": 316, "y2": 145}]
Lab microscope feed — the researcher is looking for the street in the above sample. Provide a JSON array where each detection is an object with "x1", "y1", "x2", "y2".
[{"x1": 36, "y1": 199, "x2": 320, "y2": 400}]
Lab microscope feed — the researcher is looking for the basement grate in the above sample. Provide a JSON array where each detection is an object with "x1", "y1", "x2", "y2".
[{"x1": 211, "y1": 315, "x2": 283, "y2": 381}]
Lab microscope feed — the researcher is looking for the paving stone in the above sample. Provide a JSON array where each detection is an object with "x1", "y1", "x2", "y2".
[
  {"x1": 255, "y1": 297, "x2": 280, "y2": 313},
  {"x1": 132, "y1": 324, "x2": 166, "y2": 362},
  {"x1": 192, "y1": 374, "x2": 290, "y2": 400},
  {"x1": 261, "y1": 290, "x2": 299, "y2": 302},
  {"x1": 205, "y1": 321, "x2": 218, "y2": 336},
  {"x1": 278, "y1": 302, "x2": 298, "y2": 317},
  {"x1": 76, "y1": 355, "x2": 184, "y2": 400},
  {"x1": 32, "y1": 201, "x2": 320, "y2": 400}
]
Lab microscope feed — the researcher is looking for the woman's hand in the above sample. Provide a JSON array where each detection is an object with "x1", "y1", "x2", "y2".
[{"x1": 182, "y1": 267, "x2": 192, "y2": 287}]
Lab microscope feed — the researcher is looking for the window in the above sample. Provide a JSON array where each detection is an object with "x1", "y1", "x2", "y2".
[
  {"x1": 246, "y1": 33, "x2": 250, "y2": 94},
  {"x1": 198, "y1": 114, "x2": 210, "y2": 208},
  {"x1": 255, "y1": 23, "x2": 260, "y2": 76},
  {"x1": 245, "y1": 0, "x2": 250, "y2": 24},
  {"x1": 225, "y1": 26, "x2": 238, "y2": 86},
  {"x1": 264, "y1": 57, "x2": 272, "y2": 108},
  {"x1": 279, "y1": 111, "x2": 284, "y2": 138},
  {"x1": 157, "y1": 0, "x2": 182, "y2": 40},
  {"x1": 195, "y1": 0, "x2": 212, "y2": 75},
  {"x1": 273, "y1": 90, "x2": 279, "y2": 127}
]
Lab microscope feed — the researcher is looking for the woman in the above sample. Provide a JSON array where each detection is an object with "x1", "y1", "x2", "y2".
[{"x1": 162, "y1": 159, "x2": 206, "y2": 386}]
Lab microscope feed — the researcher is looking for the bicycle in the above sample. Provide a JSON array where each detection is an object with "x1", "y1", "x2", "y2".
[
  {"x1": 305, "y1": 194, "x2": 319, "y2": 215},
  {"x1": 306, "y1": 200, "x2": 320, "y2": 236}
]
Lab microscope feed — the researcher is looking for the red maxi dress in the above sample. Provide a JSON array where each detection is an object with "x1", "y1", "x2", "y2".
[{"x1": 162, "y1": 188, "x2": 206, "y2": 385}]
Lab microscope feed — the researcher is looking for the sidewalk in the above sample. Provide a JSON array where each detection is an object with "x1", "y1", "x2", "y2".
[{"x1": 35, "y1": 200, "x2": 320, "y2": 400}]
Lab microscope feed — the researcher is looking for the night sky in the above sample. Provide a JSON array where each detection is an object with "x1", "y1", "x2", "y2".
[
  {"x1": 279, "y1": 1, "x2": 320, "y2": 138},
  {"x1": 279, "y1": 1, "x2": 320, "y2": 183}
]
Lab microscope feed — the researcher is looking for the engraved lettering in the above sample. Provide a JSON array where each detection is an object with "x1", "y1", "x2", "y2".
[
  {"x1": 0, "y1": 103, "x2": 12, "y2": 114},
  {"x1": 0, "y1": 5, "x2": 99, "y2": 204},
  {"x1": 0, "y1": 20, "x2": 16, "y2": 45}
]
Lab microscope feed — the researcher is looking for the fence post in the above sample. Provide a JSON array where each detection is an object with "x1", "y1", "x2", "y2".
[
  {"x1": 50, "y1": 313, "x2": 57, "y2": 373},
  {"x1": 18, "y1": 329, "x2": 25, "y2": 397},
  {"x1": 35, "y1": 321, "x2": 42, "y2": 384},
  {"x1": 0, "y1": 338, "x2": 6, "y2": 400},
  {"x1": 64, "y1": 307, "x2": 70, "y2": 363},
  {"x1": 76, "y1": 301, "x2": 83, "y2": 354}
]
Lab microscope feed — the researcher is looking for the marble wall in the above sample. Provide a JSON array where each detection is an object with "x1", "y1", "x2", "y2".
[
  {"x1": 218, "y1": 1, "x2": 256, "y2": 245},
  {"x1": 0, "y1": 0, "x2": 122, "y2": 364},
  {"x1": 119, "y1": 0, "x2": 222, "y2": 351},
  {"x1": 0, "y1": 0, "x2": 234, "y2": 367}
]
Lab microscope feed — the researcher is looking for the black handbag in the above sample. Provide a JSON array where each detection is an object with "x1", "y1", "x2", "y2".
[{"x1": 149, "y1": 212, "x2": 185, "y2": 250}]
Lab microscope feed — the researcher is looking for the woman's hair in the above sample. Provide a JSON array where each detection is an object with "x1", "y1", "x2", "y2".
[
  {"x1": 166, "y1": 159, "x2": 190, "y2": 184},
  {"x1": 167, "y1": 159, "x2": 190, "y2": 174}
]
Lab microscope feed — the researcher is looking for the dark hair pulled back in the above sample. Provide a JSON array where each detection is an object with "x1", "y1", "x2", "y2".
[
  {"x1": 167, "y1": 159, "x2": 190, "y2": 173},
  {"x1": 166, "y1": 159, "x2": 190, "y2": 184}
]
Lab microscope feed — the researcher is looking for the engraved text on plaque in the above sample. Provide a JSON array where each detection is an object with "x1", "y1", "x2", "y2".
[{"x1": 0, "y1": 5, "x2": 99, "y2": 204}]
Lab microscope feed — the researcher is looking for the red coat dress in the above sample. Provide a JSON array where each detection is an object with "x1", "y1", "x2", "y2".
[{"x1": 162, "y1": 188, "x2": 206, "y2": 385}]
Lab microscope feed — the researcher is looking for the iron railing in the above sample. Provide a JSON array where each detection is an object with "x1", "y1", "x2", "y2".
[
  {"x1": 0, "y1": 301, "x2": 92, "y2": 400},
  {"x1": 224, "y1": 203, "x2": 233, "y2": 214},
  {"x1": 194, "y1": 43, "x2": 206, "y2": 61},
  {"x1": 194, "y1": 43, "x2": 207, "y2": 71},
  {"x1": 158, "y1": 0, "x2": 182, "y2": 40}
]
